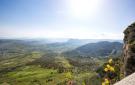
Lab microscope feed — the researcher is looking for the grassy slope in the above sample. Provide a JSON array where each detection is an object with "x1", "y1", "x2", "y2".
[
  {"x1": 0, "y1": 65, "x2": 70, "y2": 85},
  {"x1": 0, "y1": 51, "x2": 43, "y2": 70},
  {"x1": 0, "y1": 66, "x2": 96, "y2": 85},
  {"x1": 0, "y1": 55, "x2": 99, "y2": 85}
]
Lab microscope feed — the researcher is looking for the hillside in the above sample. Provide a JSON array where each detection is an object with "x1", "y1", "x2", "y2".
[
  {"x1": 0, "y1": 39, "x2": 108, "y2": 85},
  {"x1": 63, "y1": 41, "x2": 123, "y2": 57},
  {"x1": 0, "y1": 39, "x2": 83, "y2": 59},
  {"x1": 0, "y1": 39, "x2": 123, "y2": 85}
]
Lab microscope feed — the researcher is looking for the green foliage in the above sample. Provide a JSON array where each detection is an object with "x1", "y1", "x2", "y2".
[{"x1": 65, "y1": 72, "x2": 72, "y2": 79}]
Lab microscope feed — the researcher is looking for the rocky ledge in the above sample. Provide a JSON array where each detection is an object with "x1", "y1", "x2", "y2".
[{"x1": 114, "y1": 72, "x2": 135, "y2": 85}]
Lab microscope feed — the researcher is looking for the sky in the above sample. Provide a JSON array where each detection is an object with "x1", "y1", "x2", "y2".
[{"x1": 0, "y1": 0, "x2": 135, "y2": 39}]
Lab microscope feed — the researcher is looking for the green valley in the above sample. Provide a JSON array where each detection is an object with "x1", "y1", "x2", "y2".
[{"x1": 0, "y1": 39, "x2": 122, "y2": 85}]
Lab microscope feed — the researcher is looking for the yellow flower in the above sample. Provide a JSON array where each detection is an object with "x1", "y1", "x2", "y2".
[
  {"x1": 106, "y1": 64, "x2": 115, "y2": 72},
  {"x1": 108, "y1": 59, "x2": 113, "y2": 64},
  {"x1": 102, "y1": 78, "x2": 110, "y2": 85},
  {"x1": 110, "y1": 67, "x2": 115, "y2": 72},
  {"x1": 106, "y1": 64, "x2": 111, "y2": 68},
  {"x1": 104, "y1": 78, "x2": 109, "y2": 84},
  {"x1": 104, "y1": 67, "x2": 108, "y2": 72}
]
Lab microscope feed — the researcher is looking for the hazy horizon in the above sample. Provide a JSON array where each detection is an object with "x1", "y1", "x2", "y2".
[
  {"x1": 1, "y1": 0, "x2": 135, "y2": 39},
  {"x1": 0, "y1": 37, "x2": 123, "y2": 40}
]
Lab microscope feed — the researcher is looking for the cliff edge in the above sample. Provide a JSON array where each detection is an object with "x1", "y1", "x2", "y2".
[
  {"x1": 114, "y1": 22, "x2": 135, "y2": 85},
  {"x1": 123, "y1": 22, "x2": 135, "y2": 76}
]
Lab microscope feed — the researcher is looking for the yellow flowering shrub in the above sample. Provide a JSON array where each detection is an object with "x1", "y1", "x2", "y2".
[
  {"x1": 102, "y1": 58, "x2": 116, "y2": 84},
  {"x1": 97, "y1": 57, "x2": 123, "y2": 85}
]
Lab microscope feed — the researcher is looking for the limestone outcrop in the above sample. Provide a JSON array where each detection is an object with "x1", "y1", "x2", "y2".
[
  {"x1": 123, "y1": 22, "x2": 135, "y2": 76},
  {"x1": 114, "y1": 72, "x2": 135, "y2": 85}
]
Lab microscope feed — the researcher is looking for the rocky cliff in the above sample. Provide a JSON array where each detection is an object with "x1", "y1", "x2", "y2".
[
  {"x1": 114, "y1": 22, "x2": 135, "y2": 85},
  {"x1": 123, "y1": 22, "x2": 135, "y2": 76}
]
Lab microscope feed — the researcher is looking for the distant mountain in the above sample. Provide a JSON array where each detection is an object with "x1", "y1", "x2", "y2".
[
  {"x1": 0, "y1": 39, "x2": 86, "y2": 59},
  {"x1": 63, "y1": 41, "x2": 123, "y2": 57},
  {"x1": 66, "y1": 39, "x2": 123, "y2": 44},
  {"x1": 0, "y1": 39, "x2": 123, "y2": 59}
]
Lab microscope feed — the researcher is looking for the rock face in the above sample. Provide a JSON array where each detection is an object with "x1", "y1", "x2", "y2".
[
  {"x1": 114, "y1": 72, "x2": 135, "y2": 85},
  {"x1": 123, "y1": 22, "x2": 135, "y2": 76}
]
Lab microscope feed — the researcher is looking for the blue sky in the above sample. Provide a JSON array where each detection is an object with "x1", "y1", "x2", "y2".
[{"x1": 0, "y1": 0, "x2": 135, "y2": 39}]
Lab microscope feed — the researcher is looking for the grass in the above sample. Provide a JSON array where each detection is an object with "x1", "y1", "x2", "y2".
[
  {"x1": 0, "y1": 65, "x2": 72, "y2": 85},
  {"x1": 0, "y1": 52, "x2": 43, "y2": 70},
  {"x1": 7, "y1": 65, "x2": 57, "y2": 81},
  {"x1": 0, "y1": 64, "x2": 97, "y2": 85},
  {"x1": 0, "y1": 55, "x2": 103, "y2": 85},
  {"x1": 55, "y1": 56, "x2": 72, "y2": 68},
  {"x1": 73, "y1": 71, "x2": 97, "y2": 84}
]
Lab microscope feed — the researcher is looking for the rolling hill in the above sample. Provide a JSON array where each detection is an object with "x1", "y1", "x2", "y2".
[{"x1": 63, "y1": 41, "x2": 123, "y2": 57}]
